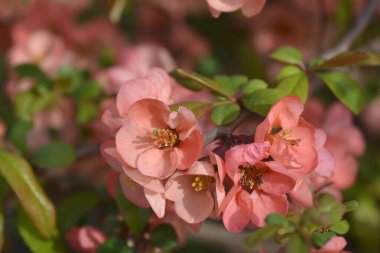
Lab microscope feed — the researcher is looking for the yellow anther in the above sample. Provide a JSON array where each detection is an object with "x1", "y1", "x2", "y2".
[
  {"x1": 239, "y1": 165, "x2": 267, "y2": 192},
  {"x1": 151, "y1": 128, "x2": 179, "y2": 149},
  {"x1": 191, "y1": 176, "x2": 214, "y2": 192}
]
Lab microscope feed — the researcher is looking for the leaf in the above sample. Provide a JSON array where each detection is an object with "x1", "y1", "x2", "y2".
[
  {"x1": 73, "y1": 81, "x2": 102, "y2": 99},
  {"x1": 0, "y1": 176, "x2": 9, "y2": 252},
  {"x1": 170, "y1": 102, "x2": 211, "y2": 119},
  {"x1": 277, "y1": 71, "x2": 309, "y2": 103},
  {"x1": 265, "y1": 213, "x2": 288, "y2": 226},
  {"x1": 210, "y1": 103, "x2": 240, "y2": 125},
  {"x1": 276, "y1": 65, "x2": 302, "y2": 80},
  {"x1": 317, "y1": 51, "x2": 369, "y2": 69},
  {"x1": 0, "y1": 151, "x2": 56, "y2": 238},
  {"x1": 286, "y1": 235, "x2": 310, "y2": 253},
  {"x1": 149, "y1": 224, "x2": 179, "y2": 250},
  {"x1": 344, "y1": 200, "x2": 359, "y2": 212},
  {"x1": 15, "y1": 64, "x2": 50, "y2": 83},
  {"x1": 18, "y1": 207, "x2": 65, "y2": 253},
  {"x1": 240, "y1": 79, "x2": 268, "y2": 96},
  {"x1": 57, "y1": 191, "x2": 103, "y2": 233},
  {"x1": 317, "y1": 72, "x2": 363, "y2": 114},
  {"x1": 96, "y1": 237, "x2": 133, "y2": 253},
  {"x1": 270, "y1": 46, "x2": 303, "y2": 66},
  {"x1": 76, "y1": 101, "x2": 98, "y2": 124},
  {"x1": 171, "y1": 69, "x2": 233, "y2": 100},
  {"x1": 311, "y1": 231, "x2": 335, "y2": 248},
  {"x1": 31, "y1": 141, "x2": 76, "y2": 169},
  {"x1": 329, "y1": 220, "x2": 350, "y2": 234},
  {"x1": 9, "y1": 121, "x2": 32, "y2": 153},
  {"x1": 213, "y1": 75, "x2": 248, "y2": 95},
  {"x1": 246, "y1": 226, "x2": 279, "y2": 248},
  {"x1": 317, "y1": 193, "x2": 346, "y2": 225},
  {"x1": 115, "y1": 185, "x2": 151, "y2": 236},
  {"x1": 242, "y1": 88, "x2": 287, "y2": 115},
  {"x1": 14, "y1": 92, "x2": 38, "y2": 122}
]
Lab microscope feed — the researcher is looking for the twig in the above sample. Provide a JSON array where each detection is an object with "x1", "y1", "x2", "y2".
[
  {"x1": 321, "y1": 0, "x2": 379, "y2": 59},
  {"x1": 203, "y1": 110, "x2": 251, "y2": 147},
  {"x1": 76, "y1": 144, "x2": 100, "y2": 158}
]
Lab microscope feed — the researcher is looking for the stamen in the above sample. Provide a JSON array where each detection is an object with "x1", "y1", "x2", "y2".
[
  {"x1": 239, "y1": 165, "x2": 267, "y2": 191},
  {"x1": 191, "y1": 176, "x2": 214, "y2": 192},
  {"x1": 151, "y1": 128, "x2": 179, "y2": 149},
  {"x1": 277, "y1": 129, "x2": 301, "y2": 147}
]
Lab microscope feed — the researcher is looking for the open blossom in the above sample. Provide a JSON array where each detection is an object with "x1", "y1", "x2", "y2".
[
  {"x1": 116, "y1": 99, "x2": 203, "y2": 179},
  {"x1": 222, "y1": 143, "x2": 295, "y2": 232},
  {"x1": 66, "y1": 226, "x2": 107, "y2": 253},
  {"x1": 207, "y1": 0, "x2": 266, "y2": 18},
  {"x1": 255, "y1": 96, "x2": 318, "y2": 175},
  {"x1": 165, "y1": 161, "x2": 225, "y2": 223},
  {"x1": 312, "y1": 236, "x2": 350, "y2": 253},
  {"x1": 101, "y1": 140, "x2": 166, "y2": 217}
]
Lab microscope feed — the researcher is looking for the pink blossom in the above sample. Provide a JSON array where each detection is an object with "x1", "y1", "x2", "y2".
[
  {"x1": 66, "y1": 226, "x2": 107, "y2": 253},
  {"x1": 312, "y1": 236, "x2": 350, "y2": 253},
  {"x1": 116, "y1": 99, "x2": 203, "y2": 179},
  {"x1": 207, "y1": 0, "x2": 266, "y2": 18},
  {"x1": 9, "y1": 29, "x2": 73, "y2": 75},
  {"x1": 101, "y1": 140, "x2": 166, "y2": 218},
  {"x1": 255, "y1": 96, "x2": 318, "y2": 175},
  {"x1": 222, "y1": 143, "x2": 295, "y2": 232},
  {"x1": 165, "y1": 161, "x2": 224, "y2": 223}
]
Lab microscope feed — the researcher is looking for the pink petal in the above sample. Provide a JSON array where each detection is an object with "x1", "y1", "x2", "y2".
[
  {"x1": 136, "y1": 147, "x2": 177, "y2": 179},
  {"x1": 100, "y1": 140, "x2": 123, "y2": 172},
  {"x1": 186, "y1": 161, "x2": 215, "y2": 176},
  {"x1": 266, "y1": 96, "x2": 304, "y2": 130},
  {"x1": 209, "y1": 152, "x2": 226, "y2": 183},
  {"x1": 206, "y1": 0, "x2": 247, "y2": 12},
  {"x1": 289, "y1": 178, "x2": 313, "y2": 208},
  {"x1": 106, "y1": 170, "x2": 119, "y2": 199},
  {"x1": 250, "y1": 192, "x2": 288, "y2": 227},
  {"x1": 119, "y1": 174, "x2": 150, "y2": 208},
  {"x1": 242, "y1": 0, "x2": 266, "y2": 17},
  {"x1": 175, "y1": 130, "x2": 203, "y2": 170},
  {"x1": 165, "y1": 174, "x2": 193, "y2": 202},
  {"x1": 123, "y1": 166, "x2": 165, "y2": 193},
  {"x1": 145, "y1": 68, "x2": 173, "y2": 104},
  {"x1": 144, "y1": 188, "x2": 166, "y2": 218},
  {"x1": 223, "y1": 189, "x2": 252, "y2": 232},
  {"x1": 261, "y1": 162, "x2": 295, "y2": 196},
  {"x1": 174, "y1": 191, "x2": 214, "y2": 223}
]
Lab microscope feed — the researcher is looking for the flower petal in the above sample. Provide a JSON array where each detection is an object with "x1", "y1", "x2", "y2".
[
  {"x1": 119, "y1": 174, "x2": 150, "y2": 208},
  {"x1": 250, "y1": 192, "x2": 288, "y2": 227},
  {"x1": 144, "y1": 188, "x2": 166, "y2": 218},
  {"x1": 223, "y1": 189, "x2": 252, "y2": 232},
  {"x1": 174, "y1": 191, "x2": 214, "y2": 223}
]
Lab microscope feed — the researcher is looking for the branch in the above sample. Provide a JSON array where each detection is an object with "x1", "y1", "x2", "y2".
[
  {"x1": 321, "y1": 0, "x2": 379, "y2": 59},
  {"x1": 203, "y1": 110, "x2": 251, "y2": 147}
]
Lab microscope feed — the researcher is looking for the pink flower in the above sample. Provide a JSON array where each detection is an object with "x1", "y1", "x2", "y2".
[
  {"x1": 222, "y1": 143, "x2": 295, "y2": 232},
  {"x1": 9, "y1": 29, "x2": 73, "y2": 75},
  {"x1": 312, "y1": 236, "x2": 350, "y2": 253},
  {"x1": 165, "y1": 161, "x2": 224, "y2": 223},
  {"x1": 66, "y1": 226, "x2": 107, "y2": 253},
  {"x1": 116, "y1": 99, "x2": 203, "y2": 179},
  {"x1": 101, "y1": 140, "x2": 166, "y2": 218},
  {"x1": 255, "y1": 96, "x2": 318, "y2": 175},
  {"x1": 207, "y1": 0, "x2": 266, "y2": 18}
]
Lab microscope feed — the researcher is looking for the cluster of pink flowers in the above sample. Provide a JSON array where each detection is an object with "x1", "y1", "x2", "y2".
[{"x1": 100, "y1": 68, "x2": 365, "y2": 237}]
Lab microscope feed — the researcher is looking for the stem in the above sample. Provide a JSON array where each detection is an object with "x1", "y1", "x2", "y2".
[
  {"x1": 321, "y1": 0, "x2": 379, "y2": 59},
  {"x1": 203, "y1": 110, "x2": 251, "y2": 147},
  {"x1": 109, "y1": 0, "x2": 127, "y2": 23}
]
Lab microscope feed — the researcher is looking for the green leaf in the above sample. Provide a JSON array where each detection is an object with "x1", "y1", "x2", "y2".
[
  {"x1": 330, "y1": 220, "x2": 349, "y2": 234},
  {"x1": 57, "y1": 191, "x2": 103, "y2": 233},
  {"x1": 170, "y1": 69, "x2": 233, "y2": 100},
  {"x1": 31, "y1": 141, "x2": 76, "y2": 169},
  {"x1": 96, "y1": 237, "x2": 133, "y2": 253},
  {"x1": 240, "y1": 79, "x2": 268, "y2": 96},
  {"x1": 265, "y1": 213, "x2": 288, "y2": 226},
  {"x1": 210, "y1": 103, "x2": 240, "y2": 125},
  {"x1": 344, "y1": 200, "x2": 359, "y2": 212},
  {"x1": 9, "y1": 121, "x2": 32, "y2": 153},
  {"x1": 286, "y1": 235, "x2": 310, "y2": 253},
  {"x1": 317, "y1": 193, "x2": 346, "y2": 225},
  {"x1": 0, "y1": 151, "x2": 56, "y2": 238},
  {"x1": 170, "y1": 102, "x2": 211, "y2": 119},
  {"x1": 0, "y1": 176, "x2": 9, "y2": 252},
  {"x1": 213, "y1": 75, "x2": 248, "y2": 95},
  {"x1": 76, "y1": 101, "x2": 98, "y2": 124},
  {"x1": 246, "y1": 226, "x2": 279, "y2": 248},
  {"x1": 18, "y1": 207, "x2": 65, "y2": 253},
  {"x1": 115, "y1": 185, "x2": 151, "y2": 236},
  {"x1": 15, "y1": 64, "x2": 50, "y2": 83},
  {"x1": 242, "y1": 88, "x2": 287, "y2": 115},
  {"x1": 149, "y1": 224, "x2": 179, "y2": 250},
  {"x1": 277, "y1": 71, "x2": 309, "y2": 103},
  {"x1": 270, "y1": 46, "x2": 303, "y2": 66},
  {"x1": 317, "y1": 72, "x2": 363, "y2": 114},
  {"x1": 15, "y1": 92, "x2": 38, "y2": 122},
  {"x1": 311, "y1": 231, "x2": 335, "y2": 248},
  {"x1": 316, "y1": 51, "x2": 370, "y2": 69},
  {"x1": 73, "y1": 81, "x2": 102, "y2": 99}
]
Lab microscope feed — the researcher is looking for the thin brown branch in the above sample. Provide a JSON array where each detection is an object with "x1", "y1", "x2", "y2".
[{"x1": 321, "y1": 0, "x2": 379, "y2": 59}]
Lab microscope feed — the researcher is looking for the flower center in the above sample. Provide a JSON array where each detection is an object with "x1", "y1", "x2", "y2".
[
  {"x1": 268, "y1": 128, "x2": 301, "y2": 147},
  {"x1": 191, "y1": 176, "x2": 214, "y2": 192},
  {"x1": 151, "y1": 128, "x2": 179, "y2": 149},
  {"x1": 238, "y1": 165, "x2": 267, "y2": 192}
]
